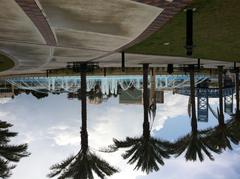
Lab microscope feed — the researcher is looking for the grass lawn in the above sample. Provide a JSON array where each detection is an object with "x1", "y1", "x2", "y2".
[
  {"x1": 0, "y1": 53, "x2": 15, "y2": 72},
  {"x1": 127, "y1": 0, "x2": 240, "y2": 62}
]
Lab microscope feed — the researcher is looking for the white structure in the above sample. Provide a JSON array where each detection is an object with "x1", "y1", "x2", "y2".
[{"x1": 6, "y1": 75, "x2": 209, "y2": 95}]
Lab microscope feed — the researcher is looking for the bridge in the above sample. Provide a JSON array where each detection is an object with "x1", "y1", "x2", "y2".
[
  {"x1": 6, "y1": 75, "x2": 209, "y2": 95},
  {"x1": 6, "y1": 75, "x2": 234, "y2": 122}
]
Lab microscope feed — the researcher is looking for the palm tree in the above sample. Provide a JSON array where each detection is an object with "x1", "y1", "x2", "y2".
[
  {"x1": 105, "y1": 64, "x2": 172, "y2": 174},
  {"x1": 228, "y1": 67, "x2": 240, "y2": 119},
  {"x1": 0, "y1": 120, "x2": 30, "y2": 178},
  {"x1": 235, "y1": 67, "x2": 240, "y2": 118},
  {"x1": 172, "y1": 65, "x2": 221, "y2": 161},
  {"x1": 226, "y1": 67, "x2": 240, "y2": 143},
  {"x1": 48, "y1": 63, "x2": 118, "y2": 179},
  {"x1": 208, "y1": 66, "x2": 239, "y2": 150}
]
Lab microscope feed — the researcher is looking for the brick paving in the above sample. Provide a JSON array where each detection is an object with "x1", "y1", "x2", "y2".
[
  {"x1": 14, "y1": 0, "x2": 191, "y2": 50},
  {"x1": 134, "y1": 0, "x2": 171, "y2": 8},
  {"x1": 119, "y1": 0, "x2": 192, "y2": 51},
  {"x1": 15, "y1": 0, "x2": 56, "y2": 46}
]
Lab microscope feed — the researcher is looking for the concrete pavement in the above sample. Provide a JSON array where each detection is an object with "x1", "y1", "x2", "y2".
[{"x1": 1, "y1": 0, "x2": 214, "y2": 76}]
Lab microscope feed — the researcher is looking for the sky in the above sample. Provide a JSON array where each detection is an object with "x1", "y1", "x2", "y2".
[{"x1": 0, "y1": 91, "x2": 240, "y2": 179}]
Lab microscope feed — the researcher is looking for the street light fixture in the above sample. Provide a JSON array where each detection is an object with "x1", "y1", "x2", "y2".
[{"x1": 66, "y1": 62, "x2": 99, "y2": 73}]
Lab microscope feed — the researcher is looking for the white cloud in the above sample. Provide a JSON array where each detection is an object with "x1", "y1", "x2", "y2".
[
  {"x1": 152, "y1": 92, "x2": 189, "y2": 131},
  {"x1": 1, "y1": 93, "x2": 240, "y2": 179},
  {"x1": 0, "y1": 111, "x2": 9, "y2": 118},
  {"x1": 47, "y1": 126, "x2": 80, "y2": 146},
  {"x1": 137, "y1": 149, "x2": 240, "y2": 179},
  {"x1": 0, "y1": 97, "x2": 12, "y2": 104}
]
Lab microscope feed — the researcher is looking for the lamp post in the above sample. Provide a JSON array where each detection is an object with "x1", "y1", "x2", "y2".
[
  {"x1": 122, "y1": 51, "x2": 125, "y2": 72},
  {"x1": 186, "y1": 8, "x2": 193, "y2": 56},
  {"x1": 104, "y1": 67, "x2": 107, "y2": 77}
]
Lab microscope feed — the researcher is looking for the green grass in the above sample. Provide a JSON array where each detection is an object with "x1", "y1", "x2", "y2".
[
  {"x1": 127, "y1": 0, "x2": 240, "y2": 62},
  {"x1": 0, "y1": 53, "x2": 15, "y2": 72}
]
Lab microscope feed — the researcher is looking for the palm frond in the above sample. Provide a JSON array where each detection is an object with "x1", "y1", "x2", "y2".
[
  {"x1": 172, "y1": 131, "x2": 221, "y2": 161},
  {"x1": 0, "y1": 158, "x2": 15, "y2": 179},
  {"x1": 0, "y1": 144, "x2": 30, "y2": 162},
  {"x1": 0, "y1": 120, "x2": 30, "y2": 178},
  {"x1": 110, "y1": 136, "x2": 171, "y2": 174},
  {"x1": 0, "y1": 121, "x2": 13, "y2": 129},
  {"x1": 0, "y1": 121, "x2": 18, "y2": 145},
  {"x1": 114, "y1": 137, "x2": 139, "y2": 149},
  {"x1": 48, "y1": 155, "x2": 76, "y2": 178},
  {"x1": 48, "y1": 150, "x2": 118, "y2": 179}
]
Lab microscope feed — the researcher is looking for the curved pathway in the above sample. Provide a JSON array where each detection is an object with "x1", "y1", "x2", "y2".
[{"x1": 0, "y1": 0, "x2": 192, "y2": 76}]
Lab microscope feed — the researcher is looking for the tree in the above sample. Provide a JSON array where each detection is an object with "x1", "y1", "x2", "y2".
[
  {"x1": 31, "y1": 90, "x2": 49, "y2": 99},
  {"x1": 172, "y1": 65, "x2": 221, "y2": 161},
  {"x1": 104, "y1": 64, "x2": 172, "y2": 174},
  {"x1": 48, "y1": 63, "x2": 118, "y2": 179},
  {"x1": 87, "y1": 85, "x2": 103, "y2": 104},
  {"x1": 226, "y1": 67, "x2": 240, "y2": 143},
  {"x1": 235, "y1": 67, "x2": 240, "y2": 118},
  {"x1": 207, "y1": 66, "x2": 239, "y2": 150},
  {"x1": 0, "y1": 120, "x2": 30, "y2": 178}
]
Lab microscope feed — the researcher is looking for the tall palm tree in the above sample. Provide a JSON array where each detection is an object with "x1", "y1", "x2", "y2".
[
  {"x1": 48, "y1": 63, "x2": 118, "y2": 179},
  {"x1": 235, "y1": 67, "x2": 240, "y2": 118},
  {"x1": 105, "y1": 64, "x2": 172, "y2": 174},
  {"x1": 172, "y1": 65, "x2": 220, "y2": 161},
  {"x1": 226, "y1": 67, "x2": 240, "y2": 143},
  {"x1": 208, "y1": 66, "x2": 239, "y2": 150},
  {"x1": 0, "y1": 120, "x2": 30, "y2": 178}
]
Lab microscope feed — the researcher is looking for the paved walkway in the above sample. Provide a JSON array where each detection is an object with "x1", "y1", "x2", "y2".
[{"x1": 3, "y1": 0, "x2": 232, "y2": 76}]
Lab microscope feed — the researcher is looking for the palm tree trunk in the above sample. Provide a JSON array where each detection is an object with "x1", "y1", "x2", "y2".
[
  {"x1": 189, "y1": 65, "x2": 197, "y2": 133},
  {"x1": 143, "y1": 64, "x2": 150, "y2": 140},
  {"x1": 235, "y1": 68, "x2": 240, "y2": 117},
  {"x1": 218, "y1": 66, "x2": 225, "y2": 126},
  {"x1": 80, "y1": 66, "x2": 88, "y2": 153},
  {"x1": 150, "y1": 68, "x2": 156, "y2": 104}
]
